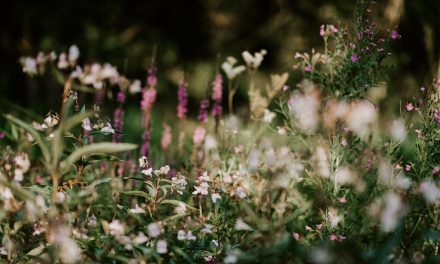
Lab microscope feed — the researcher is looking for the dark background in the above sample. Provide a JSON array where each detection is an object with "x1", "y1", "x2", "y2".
[{"x1": 0, "y1": 0, "x2": 439, "y2": 116}]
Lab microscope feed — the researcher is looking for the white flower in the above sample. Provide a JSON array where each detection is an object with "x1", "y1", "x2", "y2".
[
  {"x1": 156, "y1": 240, "x2": 168, "y2": 254},
  {"x1": 193, "y1": 182, "x2": 209, "y2": 195},
  {"x1": 201, "y1": 224, "x2": 213, "y2": 234},
  {"x1": 13, "y1": 169, "x2": 24, "y2": 182},
  {"x1": 234, "y1": 218, "x2": 252, "y2": 231},
  {"x1": 129, "y1": 80, "x2": 142, "y2": 94},
  {"x1": 109, "y1": 220, "x2": 125, "y2": 236},
  {"x1": 381, "y1": 192, "x2": 403, "y2": 232},
  {"x1": 68, "y1": 45, "x2": 80, "y2": 65},
  {"x1": 198, "y1": 171, "x2": 211, "y2": 182},
  {"x1": 235, "y1": 187, "x2": 247, "y2": 199},
  {"x1": 129, "y1": 204, "x2": 146, "y2": 214},
  {"x1": 139, "y1": 156, "x2": 149, "y2": 168},
  {"x1": 345, "y1": 100, "x2": 377, "y2": 138},
  {"x1": 174, "y1": 202, "x2": 187, "y2": 214},
  {"x1": 171, "y1": 175, "x2": 187, "y2": 194},
  {"x1": 21, "y1": 57, "x2": 37, "y2": 75},
  {"x1": 177, "y1": 230, "x2": 186, "y2": 241},
  {"x1": 100, "y1": 123, "x2": 115, "y2": 134},
  {"x1": 420, "y1": 180, "x2": 440, "y2": 203},
  {"x1": 43, "y1": 114, "x2": 59, "y2": 127},
  {"x1": 224, "y1": 249, "x2": 240, "y2": 264},
  {"x1": 55, "y1": 192, "x2": 66, "y2": 204},
  {"x1": 211, "y1": 193, "x2": 221, "y2": 203},
  {"x1": 262, "y1": 109, "x2": 276, "y2": 123},
  {"x1": 242, "y1": 49, "x2": 267, "y2": 69},
  {"x1": 88, "y1": 215, "x2": 97, "y2": 227},
  {"x1": 288, "y1": 92, "x2": 320, "y2": 133},
  {"x1": 159, "y1": 165, "x2": 170, "y2": 175},
  {"x1": 1, "y1": 188, "x2": 13, "y2": 200},
  {"x1": 186, "y1": 230, "x2": 197, "y2": 241},
  {"x1": 82, "y1": 118, "x2": 92, "y2": 131},
  {"x1": 57, "y1": 53, "x2": 69, "y2": 69},
  {"x1": 147, "y1": 222, "x2": 161, "y2": 238},
  {"x1": 390, "y1": 118, "x2": 407, "y2": 142},
  {"x1": 141, "y1": 168, "x2": 153, "y2": 177},
  {"x1": 133, "y1": 232, "x2": 149, "y2": 245},
  {"x1": 221, "y1": 56, "x2": 246, "y2": 80}
]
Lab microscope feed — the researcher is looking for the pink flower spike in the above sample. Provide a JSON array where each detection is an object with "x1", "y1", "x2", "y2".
[
  {"x1": 390, "y1": 30, "x2": 401, "y2": 40},
  {"x1": 319, "y1": 25, "x2": 325, "y2": 36},
  {"x1": 405, "y1": 103, "x2": 415, "y2": 112}
]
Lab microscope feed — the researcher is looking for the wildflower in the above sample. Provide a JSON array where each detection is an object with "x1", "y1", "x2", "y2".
[
  {"x1": 201, "y1": 224, "x2": 213, "y2": 234},
  {"x1": 139, "y1": 156, "x2": 149, "y2": 168},
  {"x1": 177, "y1": 79, "x2": 188, "y2": 119},
  {"x1": 198, "y1": 99, "x2": 210, "y2": 123},
  {"x1": 242, "y1": 49, "x2": 267, "y2": 69},
  {"x1": 161, "y1": 123, "x2": 172, "y2": 150},
  {"x1": 415, "y1": 129, "x2": 424, "y2": 139},
  {"x1": 345, "y1": 100, "x2": 377, "y2": 138},
  {"x1": 68, "y1": 45, "x2": 80, "y2": 65},
  {"x1": 211, "y1": 193, "x2": 221, "y2": 203},
  {"x1": 293, "y1": 232, "x2": 301, "y2": 240},
  {"x1": 420, "y1": 181, "x2": 440, "y2": 203},
  {"x1": 55, "y1": 192, "x2": 66, "y2": 204},
  {"x1": 133, "y1": 232, "x2": 149, "y2": 245},
  {"x1": 405, "y1": 102, "x2": 414, "y2": 111},
  {"x1": 129, "y1": 79, "x2": 142, "y2": 94},
  {"x1": 211, "y1": 73, "x2": 223, "y2": 120},
  {"x1": 235, "y1": 186, "x2": 247, "y2": 198},
  {"x1": 156, "y1": 240, "x2": 168, "y2": 254},
  {"x1": 405, "y1": 164, "x2": 411, "y2": 172},
  {"x1": 21, "y1": 57, "x2": 37, "y2": 75},
  {"x1": 82, "y1": 118, "x2": 92, "y2": 131},
  {"x1": 147, "y1": 222, "x2": 161, "y2": 238},
  {"x1": 434, "y1": 111, "x2": 440, "y2": 123},
  {"x1": 390, "y1": 118, "x2": 407, "y2": 141},
  {"x1": 43, "y1": 113, "x2": 59, "y2": 128},
  {"x1": 88, "y1": 215, "x2": 97, "y2": 227},
  {"x1": 129, "y1": 204, "x2": 146, "y2": 214},
  {"x1": 58, "y1": 53, "x2": 69, "y2": 69},
  {"x1": 174, "y1": 202, "x2": 187, "y2": 214},
  {"x1": 193, "y1": 182, "x2": 209, "y2": 195},
  {"x1": 100, "y1": 122, "x2": 115, "y2": 134},
  {"x1": 262, "y1": 109, "x2": 276, "y2": 123},
  {"x1": 390, "y1": 30, "x2": 401, "y2": 40},
  {"x1": 224, "y1": 250, "x2": 240, "y2": 264},
  {"x1": 222, "y1": 57, "x2": 246, "y2": 80},
  {"x1": 304, "y1": 64, "x2": 312, "y2": 72},
  {"x1": 147, "y1": 66, "x2": 157, "y2": 87},
  {"x1": 234, "y1": 218, "x2": 252, "y2": 231},
  {"x1": 171, "y1": 174, "x2": 187, "y2": 194},
  {"x1": 381, "y1": 192, "x2": 403, "y2": 232},
  {"x1": 433, "y1": 166, "x2": 440, "y2": 175},
  {"x1": 177, "y1": 230, "x2": 186, "y2": 240},
  {"x1": 351, "y1": 54, "x2": 359, "y2": 62},
  {"x1": 193, "y1": 126, "x2": 206, "y2": 146},
  {"x1": 109, "y1": 220, "x2": 125, "y2": 236},
  {"x1": 140, "y1": 88, "x2": 157, "y2": 111}
]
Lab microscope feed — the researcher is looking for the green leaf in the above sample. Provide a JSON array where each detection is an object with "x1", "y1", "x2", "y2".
[
  {"x1": 160, "y1": 199, "x2": 198, "y2": 211},
  {"x1": 60, "y1": 143, "x2": 137, "y2": 173},
  {"x1": 4, "y1": 114, "x2": 51, "y2": 166},
  {"x1": 120, "y1": 190, "x2": 151, "y2": 201}
]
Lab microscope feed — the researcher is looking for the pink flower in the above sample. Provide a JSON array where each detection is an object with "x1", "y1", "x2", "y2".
[
  {"x1": 304, "y1": 64, "x2": 312, "y2": 72},
  {"x1": 405, "y1": 103, "x2": 414, "y2": 112},
  {"x1": 293, "y1": 233, "x2": 301, "y2": 241},
  {"x1": 319, "y1": 25, "x2": 325, "y2": 36},
  {"x1": 141, "y1": 89, "x2": 157, "y2": 110},
  {"x1": 433, "y1": 166, "x2": 440, "y2": 175},
  {"x1": 161, "y1": 123, "x2": 172, "y2": 151},
  {"x1": 193, "y1": 126, "x2": 206, "y2": 146},
  {"x1": 339, "y1": 197, "x2": 347, "y2": 203},
  {"x1": 351, "y1": 54, "x2": 359, "y2": 62},
  {"x1": 390, "y1": 30, "x2": 401, "y2": 40},
  {"x1": 177, "y1": 79, "x2": 188, "y2": 119},
  {"x1": 405, "y1": 164, "x2": 411, "y2": 172},
  {"x1": 329, "y1": 234, "x2": 338, "y2": 241}
]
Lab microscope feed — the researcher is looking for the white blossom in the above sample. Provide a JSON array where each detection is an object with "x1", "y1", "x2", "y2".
[
  {"x1": 221, "y1": 56, "x2": 246, "y2": 80},
  {"x1": 147, "y1": 222, "x2": 161, "y2": 238}
]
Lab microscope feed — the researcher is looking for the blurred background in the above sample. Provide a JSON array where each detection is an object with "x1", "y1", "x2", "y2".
[{"x1": 0, "y1": 0, "x2": 438, "y2": 118}]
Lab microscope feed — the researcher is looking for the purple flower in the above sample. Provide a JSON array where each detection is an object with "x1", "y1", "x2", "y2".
[
  {"x1": 390, "y1": 30, "x2": 401, "y2": 40},
  {"x1": 177, "y1": 79, "x2": 188, "y2": 119},
  {"x1": 351, "y1": 54, "x2": 359, "y2": 62},
  {"x1": 434, "y1": 111, "x2": 439, "y2": 123},
  {"x1": 0, "y1": 131, "x2": 5, "y2": 139},
  {"x1": 198, "y1": 99, "x2": 209, "y2": 123},
  {"x1": 116, "y1": 91, "x2": 126, "y2": 104},
  {"x1": 211, "y1": 74, "x2": 223, "y2": 119}
]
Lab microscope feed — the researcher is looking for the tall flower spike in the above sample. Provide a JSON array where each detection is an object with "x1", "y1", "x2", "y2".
[{"x1": 177, "y1": 79, "x2": 188, "y2": 119}]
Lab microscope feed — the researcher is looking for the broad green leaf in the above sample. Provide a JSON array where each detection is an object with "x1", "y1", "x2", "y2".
[
  {"x1": 120, "y1": 190, "x2": 151, "y2": 200},
  {"x1": 60, "y1": 143, "x2": 137, "y2": 173},
  {"x1": 4, "y1": 114, "x2": 51, "y2": 166}
]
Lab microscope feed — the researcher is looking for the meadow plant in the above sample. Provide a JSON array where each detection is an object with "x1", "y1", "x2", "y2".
[{"x1": 1, "y1": 1, "x2": 440, "y2": 263}]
